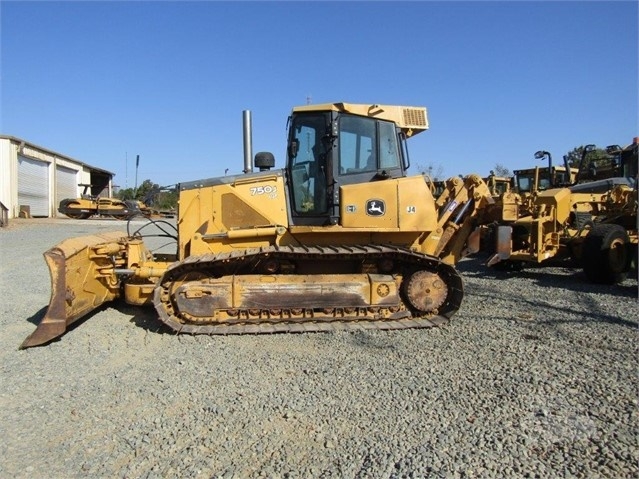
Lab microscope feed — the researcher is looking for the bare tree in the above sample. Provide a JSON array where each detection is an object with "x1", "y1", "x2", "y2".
[
  {"x1": 416, "y1": 162, "x2": 445, "y2": 181},
  {"x1": 492, "y1": 163, "x2": 511, "y2": 177}
]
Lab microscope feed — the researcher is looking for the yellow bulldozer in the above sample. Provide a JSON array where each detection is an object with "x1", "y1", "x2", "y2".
[{"x1": 22, "y1": 102, "x2": 497, "y2": 349}]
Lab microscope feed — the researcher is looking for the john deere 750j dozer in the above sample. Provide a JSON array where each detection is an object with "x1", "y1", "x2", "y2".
[{"x1": 22, "y1": 102, "x2": 495, "y2": 349}]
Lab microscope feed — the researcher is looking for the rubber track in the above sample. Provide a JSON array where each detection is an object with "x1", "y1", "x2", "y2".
[{"x1": 153, "y1": 244, "x2": 463, "y2": 335}]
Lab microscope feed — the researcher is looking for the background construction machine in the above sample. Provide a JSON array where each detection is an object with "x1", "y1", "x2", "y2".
[
  {"x1": 517, "y1": 150, "x2": 576, "y2": 190},
  {"x1": 512, "y1": 150, "x2": 578, "y2": 217},
  {"x1": 58, "y1": 184, "x2": 150, "y2": 220},
  {"x1": 475, "y1": 152, "x2": 579, "y2": 255},
  {"x1": 22, "y1": 102, "x2": 496, "y2": 349},
  {"x1": 488, "y1": 138, "x2": 638, "y2": 283},
  {"x1": 484, "y1": 173, "x2": 513, "y2": 197},
  {"x1": 140, "y1": 185, "x2": 177, "y2": 218}
]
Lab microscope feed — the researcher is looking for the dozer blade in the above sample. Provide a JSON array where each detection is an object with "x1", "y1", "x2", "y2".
[{"x1": 21, "y1": 231, "x2": 127, "y2": 349}]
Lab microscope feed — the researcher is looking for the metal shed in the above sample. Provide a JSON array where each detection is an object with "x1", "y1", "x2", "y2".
[{"x1": 0, "y1": 135, "x2": 115, "y2": 219}]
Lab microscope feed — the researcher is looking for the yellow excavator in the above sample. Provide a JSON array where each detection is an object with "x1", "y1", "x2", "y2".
[{"x1": 22, "y1": 102, "x2": 496, "y2": 349}]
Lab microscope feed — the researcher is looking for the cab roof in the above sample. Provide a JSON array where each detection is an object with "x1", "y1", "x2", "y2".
[{"x1": 292, "y1": 102, "x2": 428, "y2": 137}]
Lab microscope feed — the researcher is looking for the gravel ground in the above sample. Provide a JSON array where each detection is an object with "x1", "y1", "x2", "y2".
[{"x1": 1, "y1": 218, "x2": 637, "y2": 479}]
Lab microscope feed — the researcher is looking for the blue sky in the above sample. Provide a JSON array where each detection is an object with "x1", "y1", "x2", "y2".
[{"x1": 1, "y1": 1, "x2": 637, "y2": 188}]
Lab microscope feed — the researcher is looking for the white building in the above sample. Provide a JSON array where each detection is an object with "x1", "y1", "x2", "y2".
[{"x1": 0, "y1": 135, "x2": 114, "y2": 219}]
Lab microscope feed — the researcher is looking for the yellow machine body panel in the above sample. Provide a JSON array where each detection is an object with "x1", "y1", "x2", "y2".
[
  {"x1": 178, "y1": 172, "x2": 442, "y2": 259},
  {"x1": 535, "y1": 187, "x2": 572, "y2": 224},
  {"x1": 340, "y1": 176, "x2": 438, "y2": 231},
  {"x1": 177, "y1": 173, "x2": 288, "y2": 257}
]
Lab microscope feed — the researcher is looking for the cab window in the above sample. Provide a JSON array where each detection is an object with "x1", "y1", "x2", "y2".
[
  {"x1": 288, "y1": 114, "x2": 328, "y2": 215},
  {"x1": 339, "y1": 115, "x2": 401, "y2": 175},
  {"x1": 379, "y1": 120, "x2": 400, "y2": 169},
  {"x1": 339, "y1": 116, "x2": 376, "y2": 174},
  {"x1": 517, "y1": 176, "x2": 532, "y2": 193}
]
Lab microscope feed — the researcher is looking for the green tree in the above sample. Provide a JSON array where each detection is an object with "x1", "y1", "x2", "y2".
[
  {"x1": 151, "y1": 188, "x2": 178, "y2": 210},
  {"x1": 135, "y1": 179, "x2": 158, "y2": 201},
  {"x1": 565, "y1": 145, "x2": 609, "y2": 169},
  {"x1": 116, "y1": 187, "x2": 136, "y2": 201},
  {"x1": 116, "y1": 179, "x2": 178, "y2": 210}
]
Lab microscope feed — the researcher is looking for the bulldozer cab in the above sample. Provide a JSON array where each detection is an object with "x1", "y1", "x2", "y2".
[{"x1": 286, "y1": 103, "x2": 428, "y2": 226}]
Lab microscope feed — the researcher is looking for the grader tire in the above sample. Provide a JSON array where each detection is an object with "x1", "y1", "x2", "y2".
[{"x1": 582, "y1": 224, "x2": 629, "y2": 284}]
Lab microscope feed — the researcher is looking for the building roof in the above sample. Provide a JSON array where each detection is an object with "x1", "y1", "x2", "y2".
[{"x1": 0, "y1": 134, "x2": 115, "y2": 176}]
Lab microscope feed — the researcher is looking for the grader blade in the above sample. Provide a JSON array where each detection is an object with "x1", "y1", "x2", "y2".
[{"x1": 20, "y1": 232, "x2": 127, "y2": 349}]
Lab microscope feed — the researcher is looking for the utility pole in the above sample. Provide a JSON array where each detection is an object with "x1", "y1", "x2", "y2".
[{"x1": 134, "y1": 155, "x2": 139, "y2": 196}]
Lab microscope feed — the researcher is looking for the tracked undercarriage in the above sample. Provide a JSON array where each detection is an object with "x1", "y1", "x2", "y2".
[{"x1": 154, "y1": 245, "x2": 463, "y2": 334}]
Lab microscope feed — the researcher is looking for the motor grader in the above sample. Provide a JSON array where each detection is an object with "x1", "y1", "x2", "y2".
[
  {"x1": 513, "y1": 165, "x2": 575, "y2": 219},
  {"x1": 479, "y1": 148, "x2": 605, "y2": 255},
  {"x1": 22, "y1": 102, "x2": 496, "y2": 349},
  {"x1": 512, "y1": 150, "x2": 580, "y2": 217},
  {"x1": 488, "y1": 139, "x2": 638, "y2": 283}
]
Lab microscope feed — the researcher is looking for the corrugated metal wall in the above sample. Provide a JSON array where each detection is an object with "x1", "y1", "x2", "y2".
[
  {"x1": 18, "y1": 155, "x2": 49, "y2": 216},
  {"x1": 55, "y1": 164, "x2": 78, "y2": 206}
]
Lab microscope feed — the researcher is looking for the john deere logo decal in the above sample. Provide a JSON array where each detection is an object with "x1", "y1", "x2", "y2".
[{"x1": 366, "y1": 199, "x2": 385, "y2": 216}]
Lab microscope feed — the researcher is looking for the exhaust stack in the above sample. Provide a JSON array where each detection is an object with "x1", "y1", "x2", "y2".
[{"x1": 243, "y1": 110, "x2": 253, "y2": 173}]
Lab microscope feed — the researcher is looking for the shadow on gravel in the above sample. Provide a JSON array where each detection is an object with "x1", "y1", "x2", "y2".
[
  {"x1": 26, "y1": 303, "x2": 112, "y2": 328},
  {"x1": 22, "y1": 303, "x2": 117, "y2": 349},
  {"x1": 458, "y1": 256, "x2": 638, "y2": 300},
  {"x1": 23, "y1": 300, "x2": 173, "y2": 346},
  {"x1": 348, "y1": 330, "x2": 399, "y2": 351},
  {"x1": 458, "y1": 258, "x2": 639, "y2": 330},
  {"x1": 469, "y1": 285, "x2": 637, "y2": 330},
  {"x1": 25, "y1": 306, "x2": 48, "y2": 326},
  {"x1": 118, "y1": 301, "x2": 174, "y2": 336}
]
